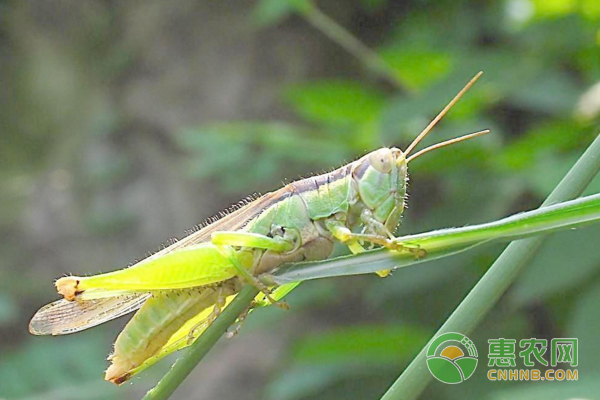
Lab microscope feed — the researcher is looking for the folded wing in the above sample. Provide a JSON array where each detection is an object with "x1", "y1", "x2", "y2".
[{"x1": 29, "y1": 294, "x2": 151, "y2": 336}]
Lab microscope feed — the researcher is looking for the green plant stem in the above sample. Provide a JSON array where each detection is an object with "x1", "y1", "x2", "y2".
[
  {"x1": 142, "y1": 285, "x2": 259, "y2": 400},
  {"x1": 380, "y1": 132, "x2": 600, "y2": 400},
  {"x1": 296, "y1": 1, "x2": 409, "y2": 92}
]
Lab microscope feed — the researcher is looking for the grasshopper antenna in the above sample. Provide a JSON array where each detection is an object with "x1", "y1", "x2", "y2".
[
  {"x1": 404, "y1": 71, "x2": 483, "y2": 157},
  {"x1": 406, "y1": 129, "x2": 490, "y2": 163}
]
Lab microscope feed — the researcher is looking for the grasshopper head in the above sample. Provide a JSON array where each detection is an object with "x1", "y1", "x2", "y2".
[
  {"x1": 352, "y1": 147, "x2": 408, "y2": 232},
  {"x1": 350, "y1": 73, "x2": 490, "y2": 234}
]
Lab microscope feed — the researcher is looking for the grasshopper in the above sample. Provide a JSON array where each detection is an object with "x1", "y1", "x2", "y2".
[{"x1": 29, "y1": 72, "x2": 488, "y2": 384}]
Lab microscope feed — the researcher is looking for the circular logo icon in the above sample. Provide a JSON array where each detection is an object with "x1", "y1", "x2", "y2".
[{"x1": 426, "y1": 332, "x2": 478, "y2": 384}]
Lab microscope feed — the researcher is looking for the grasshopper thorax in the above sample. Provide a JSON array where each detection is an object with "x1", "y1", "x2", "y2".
[{"x1": 351, "y1": 147, "x2": 408, "y2": 234}]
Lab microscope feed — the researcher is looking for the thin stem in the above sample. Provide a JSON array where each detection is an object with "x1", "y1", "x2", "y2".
[
  {"x1": 380, "y1": 132, "x2": 600, "y2": 400},
  {"x1": 142, "y1": 285, "x2": 259, "y2": 400},
  {"x1": 297, "y1": 1, "x2": 410, "y2": 92}
]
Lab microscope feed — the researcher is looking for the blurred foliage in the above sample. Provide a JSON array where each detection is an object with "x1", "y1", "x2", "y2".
[
  {"x1": 264, "y1": 325, "x2": 429, "y2": 399},
  {"x1": 2, "y1": 0, "x2": 600, "y2": 399},
  {"x1": 0, "y1": 333, "x2": 123, "y2": 399}
]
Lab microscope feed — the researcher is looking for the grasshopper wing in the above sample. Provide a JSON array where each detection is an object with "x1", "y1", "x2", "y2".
[{"x1": 29, "y1": 293, "x2": 150, "y2": 336}]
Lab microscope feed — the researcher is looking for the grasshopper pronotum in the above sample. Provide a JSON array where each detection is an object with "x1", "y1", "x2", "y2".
[{"x1": 30, "y1": 72, "x2": 488, "y2": 384}]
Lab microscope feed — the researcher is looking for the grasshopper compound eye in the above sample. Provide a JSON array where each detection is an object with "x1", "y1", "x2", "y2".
[{"x1": 369, "y1": 148, "x2": 394, "y2": 173}]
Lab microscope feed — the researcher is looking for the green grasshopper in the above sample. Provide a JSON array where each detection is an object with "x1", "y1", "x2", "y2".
[{"x1": 29, "y1": 72, "x2": 488, "y2": 384}]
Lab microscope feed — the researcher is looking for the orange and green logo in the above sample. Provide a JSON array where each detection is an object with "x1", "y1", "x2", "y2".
[{"x1": 426, "y1": 332, "x2": 478, "y2": 384}]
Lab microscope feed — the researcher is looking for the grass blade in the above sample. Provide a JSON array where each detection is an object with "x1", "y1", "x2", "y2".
[{"x1": 264, "y1": 192, "x2": 600, "y2": 285}]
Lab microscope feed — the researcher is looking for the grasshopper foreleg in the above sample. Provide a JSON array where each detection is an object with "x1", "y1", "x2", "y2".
[{"x1": 325, "y1": 220, "x2": 427, "y2": 264}]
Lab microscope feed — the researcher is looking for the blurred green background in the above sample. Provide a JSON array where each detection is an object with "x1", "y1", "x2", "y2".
[{"x1": 2, "y1": 0, "x2": 600, "y2": 399}]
